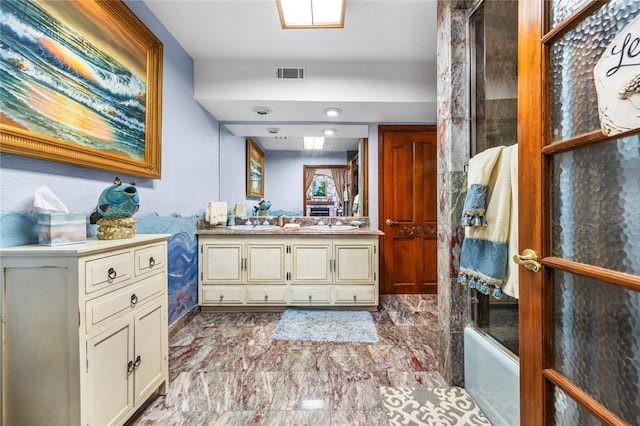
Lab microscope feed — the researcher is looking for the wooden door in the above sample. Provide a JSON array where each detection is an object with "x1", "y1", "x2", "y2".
[
  {"x1": 201, "y1": 239, "x2": 243, "y2": 284},
  {"x1": 333, "y1": 241, "x2": 375, "y2": 284},
  {"x1": 379, "y1": 125, "x2": 437, "y2": 294},
  {"x1": 519, "y1": 1, "x2": 640, "y2": 424},
  {"x1": 246, "y1": 240, "x2": 286, "y2": 283},
  {"x1": 133, "y1": 300, "x2": 167, "y2": 405},
  {"x1": 291, "y1": 240, "x2": 332, "y2": 284},
  {"x1": 86, "y1": 319, "x2": 134, "y2": 426}
]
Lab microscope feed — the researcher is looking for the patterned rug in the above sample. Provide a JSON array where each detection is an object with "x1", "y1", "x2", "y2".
[
  {"x1": 380, "y1": 386, "x2": 492, "y2": 425},
  {"x1": 271, "y1": 308, "x2": 379, "y2": 343}
]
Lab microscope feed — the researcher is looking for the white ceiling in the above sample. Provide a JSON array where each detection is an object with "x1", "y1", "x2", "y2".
[{"x1": 141, "y1": 0, "x2": 439, "y2": 149}]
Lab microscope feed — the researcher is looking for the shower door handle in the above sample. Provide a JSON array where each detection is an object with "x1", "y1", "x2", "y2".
[{"x1": 513, "y1": 249, "x2": 541, "y2": 272}]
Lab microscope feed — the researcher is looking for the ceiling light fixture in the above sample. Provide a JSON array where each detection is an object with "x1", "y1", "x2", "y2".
[
  {"x1": 324, "y1": 107, "x2": 342, "y2": 117},
  {"x1": 252, "y1": 106, "x2": 272, "y2": 116},
  {"x1": 276, "y1": 0, "x2": 345, "y2": 29},
  {"x1": 303, "y1": 136, "x2": 325, "y2": 150},
  {"x1": 323, "y1": 128, "x2": 337, "y2": 136}
]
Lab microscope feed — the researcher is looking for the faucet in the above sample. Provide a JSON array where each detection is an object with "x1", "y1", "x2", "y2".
[{"x1": 277, "y1": 215, "x2": 285, "y2": 227}]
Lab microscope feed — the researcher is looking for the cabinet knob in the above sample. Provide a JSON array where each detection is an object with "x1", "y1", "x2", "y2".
[
  {"x1": 107, "y1": 267, "x2": 117, "y2": 280},
  {"x1": 149, "y1": 256, "x2": 156, "y2": 267},
  {"x1": 264, "y1": 295, "x2": 269, "y2": 302},
  {"x1": 130, "y1": 294, "x2": 138, "y2": 305},
  {"x1": 219, "y1": 295, "x2": 224, "y2": 302},
  {"x1": 353, "y1": 295, "x2": 357, "y2": 302},
  {"x1": 127, "y1": 360, "x2": 135, "y2": 373},
  {"x1": 133, "y1": 355, "x2": 142, "y2": 369},
  {"x1": 309, "y1": 295, "x2": 312, "y2": 302}
]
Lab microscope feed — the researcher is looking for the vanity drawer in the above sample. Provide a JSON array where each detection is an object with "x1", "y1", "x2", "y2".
[
  {"x1": 334, "y1": 286, "x2": 376, "y2": 305},
  {"x1": 201, "y1": 287, "x2": 245, "y2": 304},
  {"x1": 86, "y1": 272, "x2": 165, "y2": 332},
  {"x1": 85, "y1": 251, "x2": 132, "y2": 294},
  {"x1": 246, "y1": 286, "x2": 287, "y2": 304},
  {"x1": 290, "y1": 287, "x2": 331, "y2": 304},
  {"x1": 134, "y1": 243, "x2": 166, "y2": 277}
]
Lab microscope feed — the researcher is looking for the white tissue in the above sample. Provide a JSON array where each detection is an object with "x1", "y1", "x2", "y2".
[{"x1": 34, "y1": 185, "x2": 69, "y2": 213}]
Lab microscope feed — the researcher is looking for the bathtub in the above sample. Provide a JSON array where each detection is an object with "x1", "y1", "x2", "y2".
[{"x1": 464, "y1": 325, "x2": 520, "y2": 425}]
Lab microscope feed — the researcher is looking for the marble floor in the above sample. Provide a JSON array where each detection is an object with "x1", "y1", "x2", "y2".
[{"x1": 129, "y1": 295, "x2": 490, "y2": 425}]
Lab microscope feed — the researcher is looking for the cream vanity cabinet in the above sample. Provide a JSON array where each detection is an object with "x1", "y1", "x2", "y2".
[
  {"x1": 0, "y1": 235, "x2": 170, "y2": 426},
  {"x1": 199, "y1": 234, "x2": 378, "y2": 308},
  {"x1": 290, "y1": 237, "x2": 378, "y2": 306},
  {"x1": 199, "y1": 237, "x2": 287, "y2": 305}
]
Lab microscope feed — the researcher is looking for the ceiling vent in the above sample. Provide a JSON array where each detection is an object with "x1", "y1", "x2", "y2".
[{"x1": 277, "y1": 67, "x2": 305, "y2": 80}]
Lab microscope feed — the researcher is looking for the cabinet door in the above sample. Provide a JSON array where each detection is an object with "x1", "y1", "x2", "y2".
[
  {"x1": 245, "y1": 241, "x2": 286, "y2": 284},
  {"x1": 133, "y1": 299, "x2": 168, "y2": 405},
  {"x1": 86, "y1": 319, "x2": 134, "y2": 426},
  {"x1": 333, "y1": 242, "x2": 376, "y2": 284},
  {"x1": 201, "y1": 242, "x2": 243, "y2": 284},
  {"x1": 290, "y1": 241, "x2": 332, "y2": 284}
]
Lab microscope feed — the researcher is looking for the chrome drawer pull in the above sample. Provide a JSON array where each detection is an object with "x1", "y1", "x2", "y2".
[
  {"x1": 149, "y1": 256, "x2": 156, "y2": 267},
  {"x1": 133, "y1": 355, "x2": 142, "y2": 369},
  {"x1": 127, "y1": 360, "x2": 135, "y2": 373},
  {"x1": 107, "y1": 267, "x2": 117, "y2": 280},
  {"x1": 130, "y1": 294, "x2": 138, "y2": 305}
]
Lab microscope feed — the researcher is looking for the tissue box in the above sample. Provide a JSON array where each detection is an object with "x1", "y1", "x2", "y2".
[{"x1": 38, "y1": 213, "x2": 87, "y2": 246}]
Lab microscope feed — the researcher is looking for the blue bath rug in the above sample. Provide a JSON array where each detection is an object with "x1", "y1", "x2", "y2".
[{"x1": 271, "y1": 308, "x2": 379, "y2": 343}]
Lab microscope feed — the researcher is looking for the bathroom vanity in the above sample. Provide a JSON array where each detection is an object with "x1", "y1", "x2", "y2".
[
  {"x1": 197, "y1": 222, "x2": 382, "y2": 310},
  {"x1": 0, "y1": 234, "x2": 170, "y2": 426}
]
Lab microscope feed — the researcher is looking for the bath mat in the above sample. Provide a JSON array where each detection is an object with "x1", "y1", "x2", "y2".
[
  {"x1": 271, "y1": 308, "x2": 379, "y2": 343},
  {"x1": 380, "y1": 386, "x2": 491, "y2": 426}
]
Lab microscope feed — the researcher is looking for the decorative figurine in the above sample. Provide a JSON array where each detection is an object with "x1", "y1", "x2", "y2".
[{"x1": 90, "y1": 177, "x2": 140, "y2": 240}]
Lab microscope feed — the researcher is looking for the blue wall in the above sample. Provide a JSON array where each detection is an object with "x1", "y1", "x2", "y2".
[
  {"x1": 0, "y1": 2, "x2": 384, "y2": 325},
  {"x1": 0, "y1": 0, "x2": 219, "y2": 324}
]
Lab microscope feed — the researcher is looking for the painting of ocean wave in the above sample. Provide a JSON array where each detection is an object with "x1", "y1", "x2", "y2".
[{"x1": 0, "y1": 0, "x2": 148, "y2": 160}]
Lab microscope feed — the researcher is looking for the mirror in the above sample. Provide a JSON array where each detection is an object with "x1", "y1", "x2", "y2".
[{"x1": 219, "y1": 124, "x2": 369, "y2": 217}]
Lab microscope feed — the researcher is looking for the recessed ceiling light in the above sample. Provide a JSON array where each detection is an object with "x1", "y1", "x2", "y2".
[
  {"x1": 277, "y1": 0, "x2": 345, "y2": 29},
  {"x1": 252, "y1": 106, "x2": 272, "y2": 116},
  {"x1": 266, "y1": 127, "x2": 280, "y2": 134},
  {"x1": 324, "y1": 108, "x2": 342, "y2": 117},
  {"x1": 323, "y1": 128, "x2": 337, "y2": 136}
]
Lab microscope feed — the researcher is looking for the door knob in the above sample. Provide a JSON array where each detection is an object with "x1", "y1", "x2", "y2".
[
  {"x1": 386, "y1": 219, "x2": 399, "y2": 226},
  {"x1": 513, "y1": 249, "x2": 541, "y2": 272}
]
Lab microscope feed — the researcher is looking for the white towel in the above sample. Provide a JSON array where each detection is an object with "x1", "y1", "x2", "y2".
[
  {"x1": 207, "y1": 201, "x2": 228, "y2": 225},
  {"x1": 503, "y1": 145, "x2": 519, "y2": 299},
  {"x1": 458, "y1": 145, "x2": 517, "y2": 299},
  {"x1": 461, "y1": 146, "x2": 505, "y2": 226}
]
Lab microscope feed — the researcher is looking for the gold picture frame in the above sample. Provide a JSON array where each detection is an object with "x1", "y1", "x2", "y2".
[
  {"x1": 246, "y1": 138, "x2": 264, "y2": 198},
  {"x1": 0, "y1": 0, "x2": 163, "y2": 179}
]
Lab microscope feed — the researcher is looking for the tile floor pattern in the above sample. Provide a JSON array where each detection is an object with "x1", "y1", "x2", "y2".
[{"x1": 130, "y1": 295, "x2": 491, "y2": 425}]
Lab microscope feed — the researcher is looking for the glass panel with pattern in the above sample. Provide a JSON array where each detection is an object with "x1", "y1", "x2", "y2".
[
  {"x1": 553, "y1": 386, "x2": 606, "y2": 426},
  {"x1": 551, "y1": 135, "x2": 640, "y2": 274},
  {"x1": 552, "y1": 270, "x2": 640, "y2": 424},
  {"x1": 550, "y1": 0, "x2": 589, "y2": 28},
  {"x1": 549, "y1": 0, "x2": 638, "y2": 142}
]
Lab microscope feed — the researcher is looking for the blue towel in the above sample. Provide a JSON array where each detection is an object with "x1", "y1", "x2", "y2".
[{"x1": 458, "y1": 145, "x2": 517, "y2": 299}]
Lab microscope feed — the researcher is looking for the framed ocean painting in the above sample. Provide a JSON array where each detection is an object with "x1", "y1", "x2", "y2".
[
  {"x1": 0, "y1": 0, "x2": 163, "y2": 178},
  {"x1": 246, "y1": 138, "x2": 264, "y2": 198}
]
